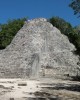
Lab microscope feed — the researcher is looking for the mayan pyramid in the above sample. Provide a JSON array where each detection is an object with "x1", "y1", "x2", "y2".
[{"x1": 0, "y1": 18, "x2": 80, "y2": 78}]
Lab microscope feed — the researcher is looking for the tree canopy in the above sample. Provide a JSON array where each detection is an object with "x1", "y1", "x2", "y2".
[
  {"x1": 0, "y1": 17, "x2": 27, "y2": 49},
  {"x1": 69, "y1": 0, "x2": 80, "y2": 17}
]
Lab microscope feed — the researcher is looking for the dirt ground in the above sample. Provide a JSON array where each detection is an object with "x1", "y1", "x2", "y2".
[{"x1": 0, "y1": 78, "x2": 80, "y2": 100}]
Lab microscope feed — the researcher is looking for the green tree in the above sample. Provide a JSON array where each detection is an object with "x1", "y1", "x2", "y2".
[
  {"x1": 49, "y1": 16, "x2": 74, "y2": 35},
  {"x1": 0, "y1": 17, "x2": 27, "y2": 49},
  {"x1": 69, "y1": 0, "x2": 80, "y2": 17},
  {"x1": 74, "y1": 25, "x2": 80, "y2": 34}
]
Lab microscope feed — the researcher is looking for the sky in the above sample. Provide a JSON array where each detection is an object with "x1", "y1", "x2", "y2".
[{"x1": 0, "y1": 0, "x2": 80, "y2": 26}]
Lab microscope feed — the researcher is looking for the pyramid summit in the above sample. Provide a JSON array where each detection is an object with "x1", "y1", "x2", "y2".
[{"x1": 0, "y1": 18, "x2": 80, "y2": 78}]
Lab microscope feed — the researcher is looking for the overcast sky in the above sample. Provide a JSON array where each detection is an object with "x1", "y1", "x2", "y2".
[{"x1": 0, "y1": 0, "x2": 80, "y2": 26}]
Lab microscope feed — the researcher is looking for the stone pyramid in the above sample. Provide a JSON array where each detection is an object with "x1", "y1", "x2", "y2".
[{"x1": 0, "y1": 18, "x2": 80, "y2": 78}]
